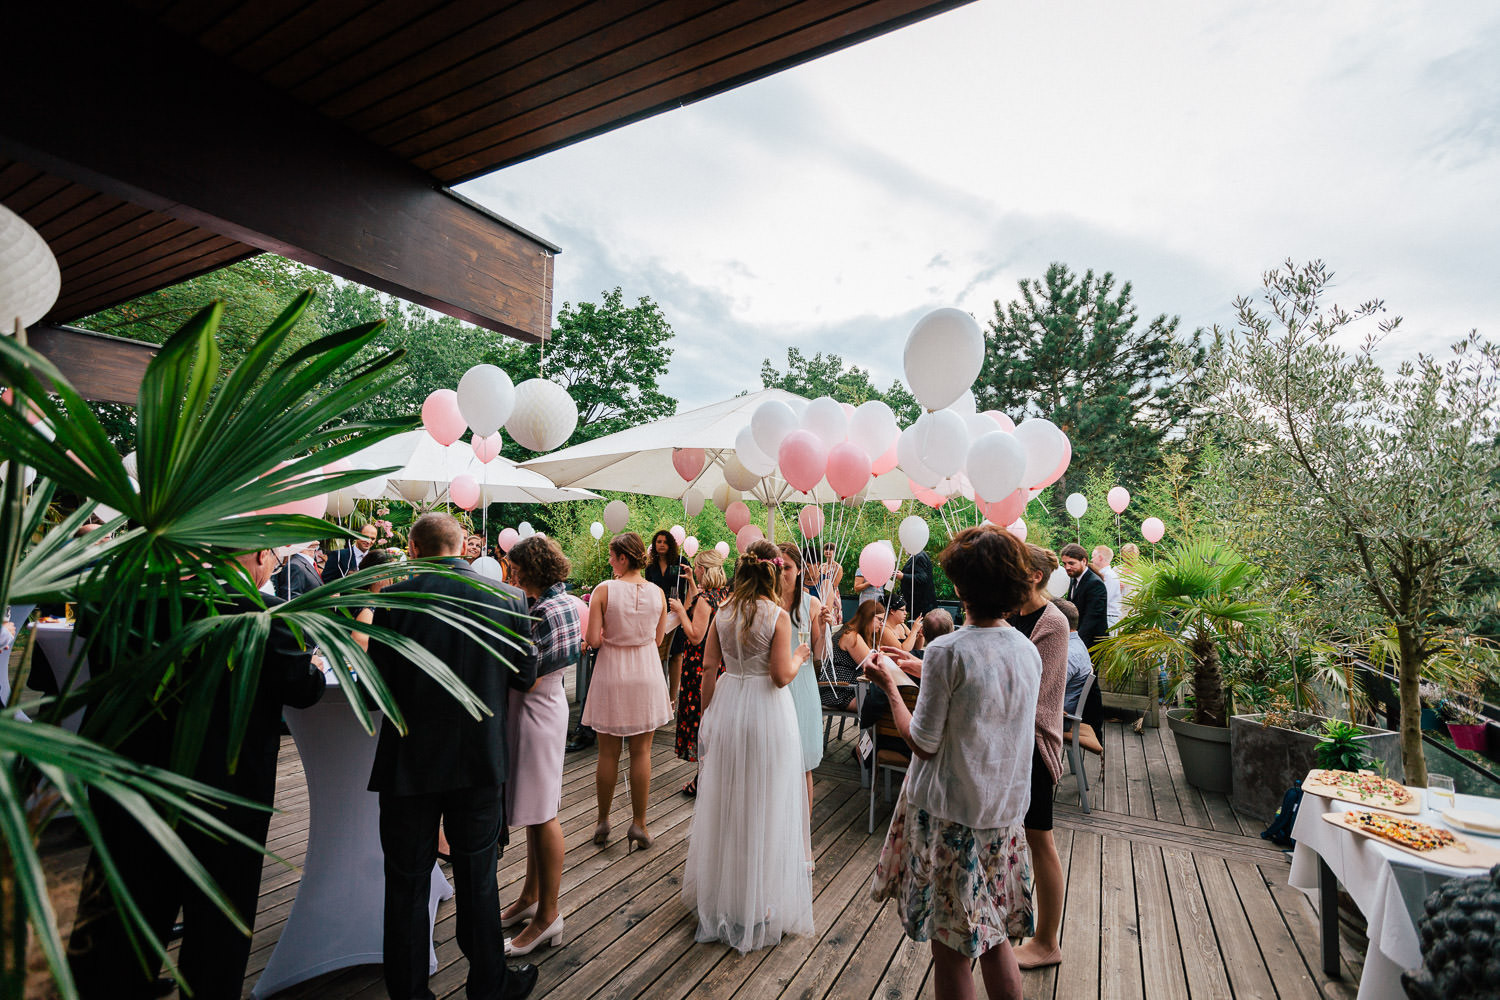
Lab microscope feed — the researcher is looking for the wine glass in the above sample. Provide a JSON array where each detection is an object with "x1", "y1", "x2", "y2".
[{"x1": 1428, "y1": 773, "x2": 1456, "y2": 813}]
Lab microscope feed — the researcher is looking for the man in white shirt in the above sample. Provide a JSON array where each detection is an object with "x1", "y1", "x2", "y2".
[{"x1": 1091, "y1": 545, "x2": 1123, "y2": 629}]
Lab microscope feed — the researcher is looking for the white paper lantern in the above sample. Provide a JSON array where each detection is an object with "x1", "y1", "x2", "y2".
[
  {"x1": 505, "y1": 378, "x2": 578, "y2": 452},
  {"x1": 456, "y1": 364, "x2": 515, "y2": 437},
  {"x1": 0, "y1": 205, "x2": 61, "y2": 331},
  {"x1": 604, "y1": 499, "x2": 630, "y2": 532}
]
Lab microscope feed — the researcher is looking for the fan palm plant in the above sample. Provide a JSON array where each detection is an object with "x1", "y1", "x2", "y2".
[
  {"x1": 1094, "y1": 539, "x2": 1270, "y2": 728},
  {"x1": 0, "y1": 294, "x2": 526, "y2": 998}
]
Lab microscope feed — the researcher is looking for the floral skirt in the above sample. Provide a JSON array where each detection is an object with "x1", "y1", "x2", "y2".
[{"x1": 869, "y1": 789, "x2": 1034, "y2": 957}]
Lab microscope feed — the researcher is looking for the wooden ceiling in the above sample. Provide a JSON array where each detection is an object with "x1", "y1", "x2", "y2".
[{"x1": 2, "y1": 0, "x2": 970, "y2": 337}]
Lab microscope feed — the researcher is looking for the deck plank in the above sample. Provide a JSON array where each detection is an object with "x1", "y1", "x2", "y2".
[{"x1": 1099, "y1": 836, "x2": 1145, "y2": 1000}]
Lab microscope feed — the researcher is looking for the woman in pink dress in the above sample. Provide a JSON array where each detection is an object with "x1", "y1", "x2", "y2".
[{"x1": 582, "y1": 532, "x2": 669, "y2": 850}]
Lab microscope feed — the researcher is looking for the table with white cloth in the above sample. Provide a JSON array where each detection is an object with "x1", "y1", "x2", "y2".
[
  {"x1": 252, "y1": 686, "x2": 453, "y2": 998},
  {"x1": 30, "y1": 621, "x2": 89, "y2": 731},
  {"x1": 1288, "y1": 784, "x2": 1500, "y2": 1000}
]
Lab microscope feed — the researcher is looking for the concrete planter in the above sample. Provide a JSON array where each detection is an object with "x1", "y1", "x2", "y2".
[
  {"x1": 1230, "y1": 712, "x2": 1404, "y2": 822},
  {"x1": 1166, "y1": 708, "x2": 1232, "y2": 794}
]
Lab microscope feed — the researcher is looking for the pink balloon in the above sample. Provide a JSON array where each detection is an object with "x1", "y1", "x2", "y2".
[
  {"x1": 450, "y1": 474, "x2": 480, "y2": 510},
  {"x1": 777, "y1": 429, "x2": 828, "y2": 493},
  {"x1": 323, "y1": 457, "x2": 353, "y2": 476},
  {"x1": 909, "y1": 480, "x2": 948, "y2": 509},
  {"x1": 683, "y1": 536, "x2": 699, "y2": 558},
  {"x1": 714, "y1": 540, "x2": 731, "y2": 558},
  {"x1": 726, "y1": 501, "x2": 751, "y2": 533},
  {"x1": 473, "y1": 432, "x2": 504, "y2": 464},
  {"x1": 798, "y1": 505, "x2": 824, "y2": 538},
  {"x1": 858, "y1": 541, "x2": 896, "y2": 588},
  {"x1": 1108, "y1": 486, "x2": 1130, "y2": 514},
  {"x1": 670, "y1": 524, "x2": 686, "y2": 545},
  {"x1": 673, "y1": 447, "x2": 706, "y2": 483},
  {"x1": 882, "y1": 499, "x2": 902, "y2": 513},
  {"x1": 983, "y1": 410, "x2": 1016, "y2": 433},
  {"x1": 735, "y1": 523, "x2": 764, "y2": 553},
  {"x1": 1038, "y1": 433, "x2": 1072, "y2": 489},
  {"x1": 497, "y1": 527, "x2": 520, "y2": 553},
  {"x1": 1007, "y1": 519, "x2": 1028, "y2": 541},
  {"x1": 1142, "y1": 517, "x2": 1166, "y2": 544},
  {"x1": 871, "y1": 440, "x2": 899, "y2": 476},
  {"x1": 984, "y1": 488, "x2": 1027, "y2": 526},
  {"x1": 260, "y1": 461, "x2": 328, "y2": 518},
  {"x1": 421, "y1": 389, "x2": 467, "y2": 446},
  {"x1": 825, "y1": 441, "x2": 872, "y2": 499}
]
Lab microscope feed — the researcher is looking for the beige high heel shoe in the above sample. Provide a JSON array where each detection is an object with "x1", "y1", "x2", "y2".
[
  {"x1": 593, "y1": 822, "x2": 611, "y2": 846},
  {"x1": 505, "y1": 915, "x2": 564, "y2": 957},
  {"x1": 626, "y1": 824, "x2": 652, "y2": 851}
]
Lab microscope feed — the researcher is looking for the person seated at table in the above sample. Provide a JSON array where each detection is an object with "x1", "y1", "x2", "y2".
[
  {"x1": 912, "y1": 609, "x2": 954, "y2": 658},
  {"x1": 1052, "y1": 599, "x2": 1104, "y2": 756},
  {"x1": 823, "y1": 600, "x2": 882, "y2": 710},
  {"x1": 878, "y1": 594, "x2": 923, "y2": 653},
  {"x1": 500, "y1": 535, "x2": 581, "y2": 958}
]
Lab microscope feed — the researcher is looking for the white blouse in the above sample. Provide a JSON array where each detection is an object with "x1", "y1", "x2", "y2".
[{"x1": 904, "y1": 625, "x2": 1042, "y2": 830}]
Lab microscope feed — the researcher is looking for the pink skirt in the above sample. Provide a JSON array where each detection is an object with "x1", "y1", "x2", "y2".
[
  {"x1": 581, "y1": 640, "x2": 671, "y2": 737},
  {"x1": 505, "y1": 672, "x2": 568, "y2": 826}
]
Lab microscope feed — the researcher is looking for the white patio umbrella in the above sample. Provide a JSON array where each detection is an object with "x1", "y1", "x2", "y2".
[{"x1": 345, "y1": 430, "x2": 600, "y2": 506}]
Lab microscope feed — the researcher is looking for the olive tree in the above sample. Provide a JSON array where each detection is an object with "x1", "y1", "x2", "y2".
[{"x1": 1199, "y1": 260, "x2": 1500, "y2": 783}]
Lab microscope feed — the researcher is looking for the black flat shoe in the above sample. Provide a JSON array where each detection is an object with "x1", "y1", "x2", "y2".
[{"x1": 503, "y1": 962, "x2": 539, "y2": 999}]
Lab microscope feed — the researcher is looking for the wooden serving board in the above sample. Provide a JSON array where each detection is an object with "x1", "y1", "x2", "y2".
[
  {"x1": 1322, "y1": 812, "x2": 1500, "y2": 869},
  {"x1": 1303, "y1": 769, "x2": 1420, "y2": 814}
]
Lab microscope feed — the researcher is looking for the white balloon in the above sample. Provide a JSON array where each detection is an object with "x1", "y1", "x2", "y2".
[
  {"x1": 518, "y1": 521, "x2": 536, "y2": 539},
  {"x1": 711, "y1": 483, "x2": 741, "y2": 511},
  {"x1": 682, "y1": 488, "x2": 705, "y2": 517},
  {"x1": 0, "y1": 462, "x2": 36, "y2": 488},
  {"x1": 397, "y1": 480, "x2": 429, "y2": 504},
  {"x1": 849, "y1": 399, "x2": 898, "y2": 458},
  {"x1": 945, "y1": 389, "x2": 977, "y2": 417},
  {"x1": 896, "y1": 425, "x2": 942, "y2": 488},
  {"x1": 353, "y1": 473, "x2": 389, "y2": 499},
  {"x1": 471, "y1": 555, "x2": 504, "y2": 582},
  {"x1": 603, "y1": 499, "x2": 629, "y2": 533},
  {"x1": 903, "y1": 308, "x2": 985, "y2": 410},
  {"x1": 721, "y1": 454, "x2": 762, "y2": 491},
  {"x1": 590, "y1": 521, "x2": 604, "y2": 539},
  {"x1": 327, "y1": 489, "x2": 360, "y2": 518},
  {"x1": 912, "y1": 409, "x2": 969, "y2": 479},
  {"x1": 963, "y1": 412, "x2": 996, "y2": 443},
  {"x1": 800, "y1": 396, "x2": 848, "y2": 448},
  {"x1": 1013, "y1": 418, "x2": 1067, "y2": 488},
  {"x1": 1047, "y1": 567, "x2": 1071, "y2": 598},
  {"x1": 733, "y1": 425, "x2": 777, "y2": 477},
  {"x1": 456, "y1": 364, "x2": 515, "y2": 437},
  {"x1": 1066, "y1": 492, "x2": 1088, "y2": 519},
  {"x1": 966, "y1": 431, "x2": 1027, "y2": 503},
  {"x1": 898, "y1": 516, "x2": 930, "y2": 554},
  {"x1": 750, "y1": 399, "x2": 798, "y2": 458},
  {"x1": 505, "y1": 378, "x2": 577, "y2": 452}
]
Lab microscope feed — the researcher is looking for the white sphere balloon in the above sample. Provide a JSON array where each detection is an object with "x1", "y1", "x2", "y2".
[
  {"x1": 0, "y1": 462, "x2": 36, "y2": 488},
  {"x1": 589, "y1": 521, "x2": 604, "y2": 539},
  {"x1": 1047, "y1": 567, "x2": 1071, "y2": 598},
  {"x1": 733, "y1": 425, "x2": 777, "y2": 477},
  {"x1": 603, "y1": 499, "x2": 629, "y2": 533},
  {"x1": 965, "y1": 431, "x2": 1027, "y2": 503},
  {"x1": 682, "y1": 488, "x2": 705, "y2": 517},
  {"x1": 1066, "y1": 493, "x2": 1088, "y2": 519},
  {"x1": 505, "y1": 378, "x2": 577, "y2": 452},
  {"x1": 912, "y1": 409, "x2": 969, "y2": 479},
  {"x1": 397, "y1": 480, "x2": 429, "y2": 504},
  {"x1": 750, "y1": 399, "x2": 798, "y2": 458},
  {"x1": 722, "y1": 454, "x2": 762, "y2": 491},
  {"x1": 963, "y1": 412, "x2": 996, "y2": 443},
  {"x1": 471, "y1": 555, "x2": 504, "y2": 582},
  {"x1": 327, "y1": 488, "x2": 360, "y2": 518},
  {"x1": 1012, "y1": 418, "x2": 1067, "y2": 488},
  {"x1": 456, "y1": 363, "x2": 515, "y2": 437},
  {"x1": 518, "y1": 521, "x2": 536, "y2": 539},
  {"x1": 800, "y1": 396, "x2": 848, "y2": 448},
  {"x1": 945, "y1": 389, "x2": 977, "y2": 417},
  {"x1": 849, "y1": 399, "x2": 898, "y2": 458},
  {"x1": 898, "y1": 515, "x2": 930, "y2": 554},
  {"x1": 903, "y1": 308, "x2": 985, "y2": 410},
  {"x1": 711, "y1": 482, "x2": 741, "y2": 511},
  {"x1": 896, "y1": 424, "x2": 942, "y2": 488}
]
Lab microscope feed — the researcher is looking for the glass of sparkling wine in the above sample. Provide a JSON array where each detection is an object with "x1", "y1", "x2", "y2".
[{"x1": 1429, "y1": 774, "x2": 1456, "y2": 812}]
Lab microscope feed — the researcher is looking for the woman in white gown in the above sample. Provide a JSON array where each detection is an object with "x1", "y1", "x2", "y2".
[{"x1": 682, "y1": 539, "x2": 816, "y2": 953}]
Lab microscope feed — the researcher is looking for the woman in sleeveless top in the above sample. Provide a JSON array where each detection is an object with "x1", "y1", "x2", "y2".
[
  {"x1": 682, "y1": 539, "x2": 815, "y2": 952},
  {"x1": 668, "y1": 548, "x2": 729, "y2": 795},
  {"x1": 776, "y1": 543, "x2": 833, "y2": 812},
  {"x1": 822, "y1": 599, "x2": 882, "y2": 710},
  {"x1": 582, "y1": 533, "x2": 670, "y2": 851}
]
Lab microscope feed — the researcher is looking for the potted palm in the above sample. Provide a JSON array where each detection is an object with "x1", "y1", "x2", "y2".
[{"x1": 1095, "y1": 540, "x2": 1269, "y2": 793}]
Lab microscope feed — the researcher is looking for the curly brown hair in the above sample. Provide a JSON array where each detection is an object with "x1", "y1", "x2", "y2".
[
  {"x1": 609, "y1": 531, "x2": 649, "y2": 571},
  {"x1": 939, "y1": 525, "x2": 1033, "y2": 621},
  {"x1": 508, "y1": 534, "x2": 571, "y2": 590}
]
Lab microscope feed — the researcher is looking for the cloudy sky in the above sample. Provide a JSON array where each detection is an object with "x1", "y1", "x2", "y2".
[{"x1": 461, "y1": 0, "x2": 1500, "y2": 411}]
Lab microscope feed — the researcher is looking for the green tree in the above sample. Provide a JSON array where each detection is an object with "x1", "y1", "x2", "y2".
[
  {"x1": 760, "y1": 347, "x2": 920, "y2": 424},
  {"x1": 975, "y1": 263, "x2": 1205, "y2": 496},
  {"x1": 1199, "y1": 260, "x2": 1500, "y2": 783}
]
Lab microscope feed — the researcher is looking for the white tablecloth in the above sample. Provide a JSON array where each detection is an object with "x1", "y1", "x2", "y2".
[
  {"x1": 1289, "y1": 786, "x2": 1499, "y2": 1000},
  {"x1": 31, "y1": 621, "x2": 89, "y2": 731},
  {"x1": 252, "y1": 691, "x2": 453, "y2": 998}
]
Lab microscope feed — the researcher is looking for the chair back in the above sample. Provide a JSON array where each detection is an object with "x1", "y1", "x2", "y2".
[
  {"x1": 1066, "y1": 671, "x2": 1096, "y2": 727},
  {"x1": 875, "y1": 684, "x2": 920, "y2": 741}
]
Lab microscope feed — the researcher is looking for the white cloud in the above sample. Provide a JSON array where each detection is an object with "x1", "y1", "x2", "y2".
[{"x1": 462, "y1": 0, "x2": 1500, "y2": 409}]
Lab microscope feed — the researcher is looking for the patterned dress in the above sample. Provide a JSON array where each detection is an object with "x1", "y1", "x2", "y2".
[{"x1": 675, "y1": 587, "x2": 726, "y2": 761}]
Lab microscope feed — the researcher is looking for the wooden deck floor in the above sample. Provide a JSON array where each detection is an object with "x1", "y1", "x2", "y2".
[{"x1": 34, "y1": 717, "x2": 1366, "y2": 1000}]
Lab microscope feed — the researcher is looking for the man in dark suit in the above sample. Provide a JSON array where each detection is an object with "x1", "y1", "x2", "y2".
[
  {"x1": 324, "y1": 522, "x2": 380, "y2": 582},
  {"x1": 899, "y1": 549, "x2": 936, "y2": 618},
  {"x1": 368, "y1": 512, "x2": 539, "y2": 1000},
  {"x1": 69, "y1": 547, "x2": 328, "y2": 999},
  {"x1": 273, "y1": 542, "x2": 322, "y2": 600},
  {"x1": 1059, "y1": 543, "x2": 1108, "y2": 648}
]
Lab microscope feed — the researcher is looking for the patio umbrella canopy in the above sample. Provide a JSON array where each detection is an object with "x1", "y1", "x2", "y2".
[{"x1": 345, "y1": 430, "x2": 599, "y2": 506}]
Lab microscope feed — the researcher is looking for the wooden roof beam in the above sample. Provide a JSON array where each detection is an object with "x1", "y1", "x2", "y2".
[{"x1": 0, "y1": 1, "x2": 559, "y2": 343}]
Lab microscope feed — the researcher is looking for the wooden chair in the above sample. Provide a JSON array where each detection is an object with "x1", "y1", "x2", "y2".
[
  {"x1": 819, "y1": 678, "x2": 861, "y2": 749},
  {"x1": 867, "y1": 684, "x2": 920, "y2": 834},
  {"x1": 1060, "y1": 672, "x2": 1096, "y2": 813}
]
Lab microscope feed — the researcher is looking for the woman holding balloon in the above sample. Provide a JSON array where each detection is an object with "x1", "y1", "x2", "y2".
[
  {"x1": 670, "y1": 547, "x2": 729, "y2": 796},
  {"x1": 775, "y1": 543, "x2": 833, "y2": 813}
]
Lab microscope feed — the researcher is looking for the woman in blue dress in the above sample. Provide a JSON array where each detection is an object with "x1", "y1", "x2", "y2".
[{"x1": 776, "y1": 543, "x2": 833, "y2": 812}]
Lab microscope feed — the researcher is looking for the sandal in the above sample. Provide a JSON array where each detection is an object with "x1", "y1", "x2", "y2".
[{"x1": 681, "y1": 779, "x2": 697, "y2": 798}]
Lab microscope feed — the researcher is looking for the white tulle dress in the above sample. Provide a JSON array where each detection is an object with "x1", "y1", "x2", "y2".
[{"x1": 681, "y1": 599, "x2": 815, "y2": 953}]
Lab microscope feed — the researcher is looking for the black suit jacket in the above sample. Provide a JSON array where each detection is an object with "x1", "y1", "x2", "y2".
[
  {"x1": 1068, "y1": 567, "x2": 1109, "y2": 648},
  {"x1": 273, "y1": 555, "x2": 321, "y2": 601},
  {"x1": 367, "y1": 558, "x2": 537, "y2": 796},
  {"x1": 322, "y1": 546, "x2": 360, "y2": 583},
  {"x1": 900, "y1": 551, "x2": 936, "y2": 617}
]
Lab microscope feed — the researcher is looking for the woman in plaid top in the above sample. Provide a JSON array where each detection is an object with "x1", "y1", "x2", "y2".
[{"x1": 500, "y1": 535, "x2": 581, "y2": 956}]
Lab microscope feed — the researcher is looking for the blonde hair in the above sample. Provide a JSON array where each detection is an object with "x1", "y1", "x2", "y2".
[{"x1": 694, "y1": 547, "x2": 727, "y2": 590}]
